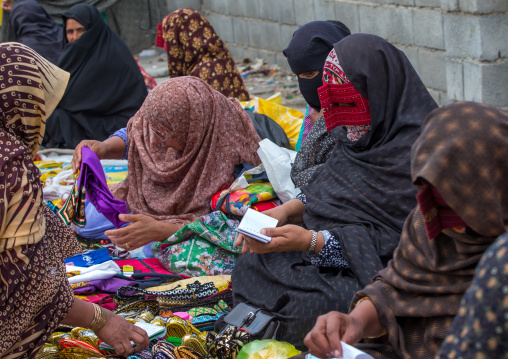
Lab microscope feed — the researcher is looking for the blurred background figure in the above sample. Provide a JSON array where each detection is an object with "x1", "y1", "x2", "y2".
[{"x1": 1, "y1": 0, "x2": 62, "y2": 64}]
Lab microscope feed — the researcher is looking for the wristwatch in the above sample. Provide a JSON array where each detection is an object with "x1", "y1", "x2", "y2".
[{"x1": 309, "y1": 230, "x2": 318, "y2": 254}]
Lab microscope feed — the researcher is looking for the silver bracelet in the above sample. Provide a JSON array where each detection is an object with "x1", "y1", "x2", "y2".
[{"x1": 309, "y1": 230, "x2": 318, "y2": 254}]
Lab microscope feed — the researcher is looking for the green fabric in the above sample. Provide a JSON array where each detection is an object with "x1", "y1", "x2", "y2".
[
  {"x1": 166, "y1": 337, "x2": 182, "y2": 346},
  {"x1": 153, "y1": 211, "x2": 241, "y2": 277},
  {"x1": 295, "y1": 104, "x2": 309, "y2": 152}
]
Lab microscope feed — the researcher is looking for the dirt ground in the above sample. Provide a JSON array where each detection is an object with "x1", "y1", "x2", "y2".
[{"x1": 137, "y1": 47, "x2": 307, "y2": 114}]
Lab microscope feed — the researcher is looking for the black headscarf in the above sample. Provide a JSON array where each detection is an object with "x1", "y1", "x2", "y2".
[
  {"x1": 303, "y1": 33, "x2": 438, "y2": 288},
  {"x1": 283, "y1": 21, "x2": 350, "y2": 111},
  {"x1": 44, "y1": 4, "x2": 147, "y2": 148},
  {"x1": 10, "y1": 0, "x2": 62, "y2": 64}
]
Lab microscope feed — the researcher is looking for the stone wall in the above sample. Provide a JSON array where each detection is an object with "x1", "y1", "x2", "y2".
[{"x1": 165, "y1": 0, "x2": 508, "y2": 108}]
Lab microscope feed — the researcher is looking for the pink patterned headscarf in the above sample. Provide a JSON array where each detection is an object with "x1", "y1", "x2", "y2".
[{"x1": 111, "y1": 77, "x2": 261, "y2": 224}]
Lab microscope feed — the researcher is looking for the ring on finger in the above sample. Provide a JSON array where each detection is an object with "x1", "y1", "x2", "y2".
[{"x1": 125, "y1": 243, "x2": 130, "y2": 249}]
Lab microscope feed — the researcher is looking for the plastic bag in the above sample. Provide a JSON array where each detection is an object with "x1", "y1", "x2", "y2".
[
  {"x1": 242, "y1": 96, "x2": 304, "y2": 149},
  {"x1": 257, "y1": 139, "x2": 299, "y2": 203},
  {"x1": 237, "y1": 340, "x2": 301, "y2": 359}
]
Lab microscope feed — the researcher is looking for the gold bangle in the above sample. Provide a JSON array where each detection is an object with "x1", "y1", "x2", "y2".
[{"x1": 88, "y1": 304, "x2": 108, "y2": 333}]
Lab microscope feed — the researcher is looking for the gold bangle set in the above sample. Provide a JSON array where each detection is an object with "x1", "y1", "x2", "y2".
[{"x1": 88, "y1": 303, "x2": 108, "y2": 333}]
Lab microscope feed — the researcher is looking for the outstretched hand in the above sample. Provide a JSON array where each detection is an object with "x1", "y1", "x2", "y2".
[
  {"x1": 105, "y1": 214, "x2": 179, "y2": 250},
  {"x1": 96, "y1": 312, "x2": 150, "y2": 357},
  {"x1": 72, "y1": 140, "x2": 108, "y2": 174}
]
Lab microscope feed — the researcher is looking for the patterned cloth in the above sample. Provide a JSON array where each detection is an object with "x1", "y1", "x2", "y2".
[
  {"x1": 354, "y1": 102, "x2": 508, "y2": 358},
  {"x1": 135, "y1": 57, "x2": 157, "y2": 90},
  {"x1": 153, "y1": 211, "x2": 242, "y2": 277},
  {"x1": 290, "y1": 116, "x2": 335, "y2": 187},
  {"x1": 162, "y1": 8, "x2": 249, "y2": 101},
  {"x1": 437, "y1": 232, "x2": 508, "y2": 359},
  {"x1": 110, "y1": 77, "x2": 261, "y2": 225},
  {"x1": 232, "y1": 34, "x2": 438, "y2": 349},
  {"x1": 0, "y1": 42, "x2": 68, "y2": 252},
  {"x1": 0, "y1": 43, "x2": 83, "y2": 359}
]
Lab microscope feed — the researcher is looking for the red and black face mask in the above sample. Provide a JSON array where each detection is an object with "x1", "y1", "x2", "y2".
[
  {"x1": 318, "y1": 82, "x2": 371, "y2": 132},
  {"x1": 318, "y1": 48, "x2": 371, "y2": 133}
]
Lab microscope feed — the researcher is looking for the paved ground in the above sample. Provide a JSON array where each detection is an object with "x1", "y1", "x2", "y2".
[{"x1": 136, "y1": 47, "x2": 307, "y2": 114}]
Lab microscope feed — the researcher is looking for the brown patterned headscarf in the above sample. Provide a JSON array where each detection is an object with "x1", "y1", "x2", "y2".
[
  {"x1": 354, "y1": 102, "x2": 508, "y2": 359},
  {"x1": 162, "y1": 8, "x2": 250, "y2": 101},
  {"x1": 0, "y1": 42, "x2": 69, "y2": 252},
  {"x1": 110, "y1": 76, "x2": 261, "y2": 224}
]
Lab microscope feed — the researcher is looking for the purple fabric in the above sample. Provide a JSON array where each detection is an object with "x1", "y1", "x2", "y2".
[
  {"x1": 90, "y1": 277, "x2": 137, "y2": 293},
  {"x1": 301, "y1": 112, "x2": 314, "y2": 143},
  {"x1": 73, "y1": 285, "x2": 96, "y2": 294},
  {"x1": 78, "y1": 146, "x2": 128, "y2": 228}
]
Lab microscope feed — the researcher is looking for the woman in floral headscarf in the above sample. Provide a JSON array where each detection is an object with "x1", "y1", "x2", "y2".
[
  {"x1": 161, "y1": 8, "x2": 250, "y2": 101},
  {"x1": 0, "y1": 43, "x2": 149, "y2": 358}
]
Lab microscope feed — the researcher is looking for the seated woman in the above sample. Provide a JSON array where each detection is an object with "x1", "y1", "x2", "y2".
[
  {"x1": 71, "y1": 76, "x2": 261, "y2": 251},
  {"x1": 2, "y1": 0, "x2": 62, "y2": 64},
  {"x1": 232, "y1": 33, "x2": 438, "y2": 348},
  {"x1": 161, "y1": 8, "x2": 250, "y2": 101},
  {"x1": 43, "y1": 4, "x2": 148, "y2": 149},
  {"x1": 303, "y1": 102, "x2": 508, "y2": 359},
  {"x1": 283, "y1": 20, "x2": 350, "y2": 187},
  {"x1": 0, "y1": 42, "x2": 149, "y2": 358}
]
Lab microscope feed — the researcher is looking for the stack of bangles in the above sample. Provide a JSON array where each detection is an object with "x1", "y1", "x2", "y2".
[
  {"x1": 88, "y1": 303, "x2": 109, "y2": 333},
  {"x1": 355, "y1": 297, "x2": 387, "y2": 339}
]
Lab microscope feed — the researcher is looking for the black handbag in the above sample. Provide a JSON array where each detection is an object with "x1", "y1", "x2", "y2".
[{"x1": 220, "y1": 302, "x2": 286, "y2": 341}]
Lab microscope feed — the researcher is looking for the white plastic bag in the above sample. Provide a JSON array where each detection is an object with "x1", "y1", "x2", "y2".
[{"x1": 257, "y1": 139, "x2": 299, "y2": 203}]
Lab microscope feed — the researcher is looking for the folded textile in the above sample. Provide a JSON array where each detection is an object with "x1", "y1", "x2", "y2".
[
  {"x1": 211, "y1": 164, "x2": 277, "y2": 216},
  {"x1": 152, "y1": 212, "x2": 242, "y2": 277},
  {"x1": 65, "y1": 248, "x2": 111, "y2": 267},
  {"x1": 66, "y1": 260, "x2": 121, "y2": 284}
]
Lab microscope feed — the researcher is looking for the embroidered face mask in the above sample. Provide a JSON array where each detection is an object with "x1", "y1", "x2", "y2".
[{"x1": 318, "y1": 49, "x2": 371, "y2": 141}]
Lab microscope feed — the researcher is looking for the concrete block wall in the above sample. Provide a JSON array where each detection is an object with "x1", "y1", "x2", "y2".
[{"x1": 165, "y1": 0, "x2": 508, "y2": 108}]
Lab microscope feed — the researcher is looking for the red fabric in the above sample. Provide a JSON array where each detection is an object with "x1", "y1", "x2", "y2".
[
  {"x1": 250, "y1": 200, "x2": 279, "y2": 212},
  {"x1": 155, "y1": 23, "x2": 164, "y2": 48},
  {"x1": 114, "y1": 258, "x2": 189, "y2": 278},
  {"x1": 318, "y1": 82, "x2": 371, "y2": 132},
  {"x1": 416, "y1": 182, "x2": 468, "y2": 239},
  {"x1": 76, "y1": 293, "x2": 117, "y2": 310}
]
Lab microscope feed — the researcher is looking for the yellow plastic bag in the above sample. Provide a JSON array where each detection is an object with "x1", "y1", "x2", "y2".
[
  {"x1": 242, "y1": 96, "x2": 304, "y2": 150},
  {"x1": 237, "y1": 340, "x2": 301, "y2": 359}
]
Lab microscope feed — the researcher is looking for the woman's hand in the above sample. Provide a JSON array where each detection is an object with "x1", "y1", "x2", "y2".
[
  {"x1": 304, "y1": 299, "x2": 384, "y2": 358},
  {"x1": 105, "y1": 214, "x2": 180, "y2": 250},
  {"x1": 235, "y1": 205, "x2": 291, "y2": 250},
  {"x1": 304, "y1": 311, "x2": 364, "y2": 359},
  {"x1": 240, "y1": 225, "x2": 313, "y2": 254},
  {"x1": 72, "y1": 140, "x2": 108, "y2": 174},
  {"x1": 96, "y1": 312, "x2": 150, "y2": 357}
]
